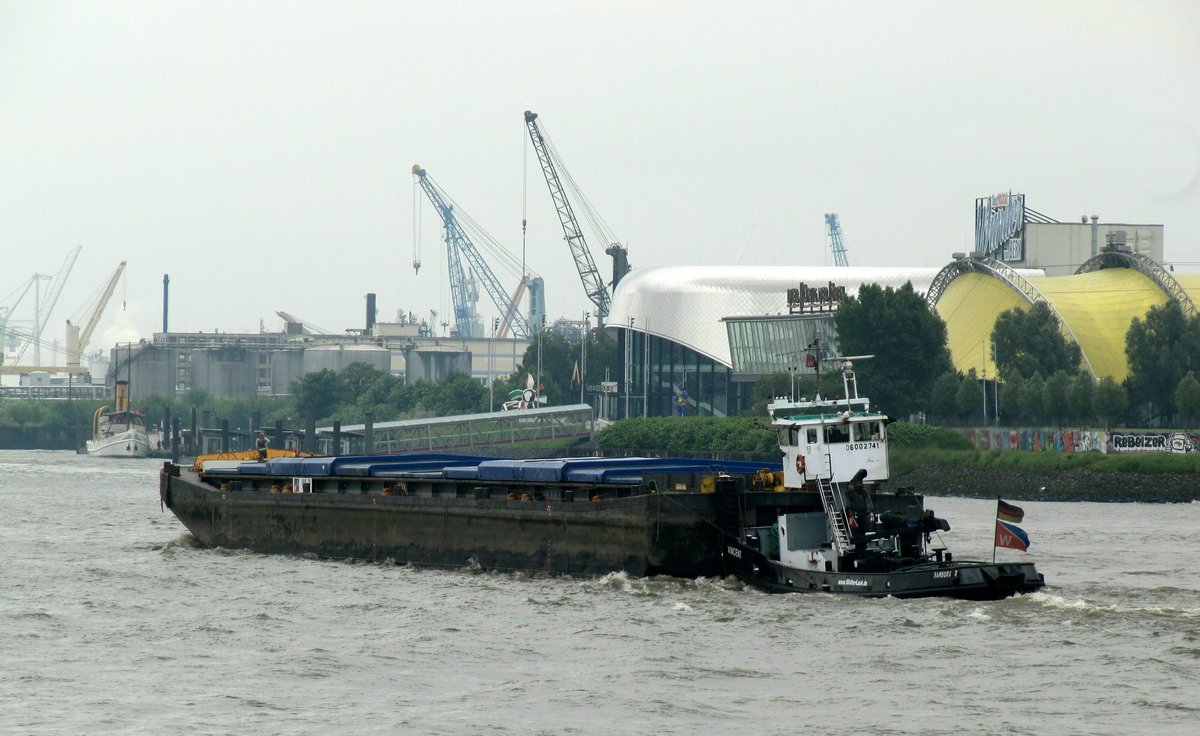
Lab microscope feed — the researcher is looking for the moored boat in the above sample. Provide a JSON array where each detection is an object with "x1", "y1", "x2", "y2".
[
  {"x1": 87, "y1": 380, "x2": 150, "y2": 458},
  {"x1": 719, "y1": 355, "x2": 1044, "y2": 599}
]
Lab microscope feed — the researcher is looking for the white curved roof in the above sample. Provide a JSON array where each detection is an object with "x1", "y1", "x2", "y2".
[{"x1": 606, "y1": 266, "x2": 941, "y2": 366}]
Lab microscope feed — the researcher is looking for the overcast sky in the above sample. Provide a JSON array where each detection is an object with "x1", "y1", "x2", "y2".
[{"x1": 2, "y1": 0, "x2": 1198, "y2": 364}]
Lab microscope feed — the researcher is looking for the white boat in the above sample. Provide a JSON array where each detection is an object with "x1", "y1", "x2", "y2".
[{"x1": 86, "y1": 379, "x2": 151, "y2": 458}]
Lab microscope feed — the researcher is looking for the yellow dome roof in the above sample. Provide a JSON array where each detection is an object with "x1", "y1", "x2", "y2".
[{"x1": 936, "y1": 267, "x2": 1175, "y2": 382}]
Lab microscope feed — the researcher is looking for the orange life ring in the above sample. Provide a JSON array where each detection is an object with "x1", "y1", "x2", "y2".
[{"x1": 795, "y1": 454, "x2": 806, "y2": 474}]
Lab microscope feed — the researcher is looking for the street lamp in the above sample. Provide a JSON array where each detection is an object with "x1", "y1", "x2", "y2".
[
  {"x1": 489, "y1": 317, "x2": 499, "y2": 411},
  {"x1": 625, "y1": 317, "x2": 634, "y2": 419},
  {"x1": 580, "y1": 312, "x2": 589, "y2": 406},
  {"x1": 536, "y1": 314, "x2": 545, "y2": 407}
]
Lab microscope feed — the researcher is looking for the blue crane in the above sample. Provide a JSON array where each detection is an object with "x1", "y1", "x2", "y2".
[
  {"x1": 412, "y1": 165, "x2": 532, "y2": 339},
  {"x1": 825, "y1": 213, "x2": 850, "y2": 267}
]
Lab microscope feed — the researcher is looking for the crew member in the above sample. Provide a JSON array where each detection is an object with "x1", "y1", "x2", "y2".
[{"x1": 256, "y1": 431, "x2": 269, "y2": 461}]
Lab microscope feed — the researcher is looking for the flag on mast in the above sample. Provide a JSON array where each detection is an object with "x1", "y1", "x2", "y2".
[
  {"x1": 997, "y1": 499, "x2": 1025, "y2": 523},
  {"x1": 994, "y1": 499, "x2": 1031, "y2": 552}
]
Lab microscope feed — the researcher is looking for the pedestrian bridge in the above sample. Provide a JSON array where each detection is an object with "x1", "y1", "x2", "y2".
[{"x1": 318, "y1": 404, "x2": 594, "y2": 455}]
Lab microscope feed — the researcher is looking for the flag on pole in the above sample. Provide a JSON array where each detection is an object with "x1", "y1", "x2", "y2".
[
  {"x1": 571, "y1": 360, "x2": 581, "y2": 387},
  {"x1": 997, "y1": 499, "x2": 1025, "y2": 523},
  {"x1": 995, "y1": 520, "x2": 1031, "y2": 551},
  {"x1": 994, "y1": 499, "x2": 1031, "y2": 553}
]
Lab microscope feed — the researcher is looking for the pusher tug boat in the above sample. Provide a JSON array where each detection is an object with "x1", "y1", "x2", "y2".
[{"x1": 720, "y1": 356, "x2": 1044, "y2": 599}]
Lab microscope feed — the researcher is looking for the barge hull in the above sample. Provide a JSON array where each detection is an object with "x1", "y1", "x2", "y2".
[{"x1": 163, "y1": 468, "x2": 733, "y2": 578}]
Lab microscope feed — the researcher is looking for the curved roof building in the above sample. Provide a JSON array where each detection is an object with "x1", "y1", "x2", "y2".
[
  {"x1": 608, "y1": 265, "x2": 942, "y2": 366},
  {"x1": 930, "y1": 252, "x2": 1200, "y2": 382}
]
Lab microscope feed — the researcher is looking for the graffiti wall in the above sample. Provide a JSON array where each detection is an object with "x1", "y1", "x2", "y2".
[{"x1": 960, "y1": 428, "x2": 1200, "y2": 454}]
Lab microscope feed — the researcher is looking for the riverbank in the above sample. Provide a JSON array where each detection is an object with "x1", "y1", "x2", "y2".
[{"x1": 890, "y1": 465, "x2": 1199, "y2": 504}]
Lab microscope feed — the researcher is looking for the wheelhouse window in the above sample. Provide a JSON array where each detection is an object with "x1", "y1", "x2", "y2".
[{"x1": 825, "y1": 424, "x2": 849, "y2": 444}]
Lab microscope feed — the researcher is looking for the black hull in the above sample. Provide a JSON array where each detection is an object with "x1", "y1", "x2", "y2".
[
  {"x1": 162, "y1": 466, "x2": 734, "y2": 578},
  {"x1": 722, "y1": 541, "x2": 1044, "y2": 600}
]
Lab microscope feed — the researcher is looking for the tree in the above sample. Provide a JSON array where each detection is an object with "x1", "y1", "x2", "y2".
[
  {"x1": 1125, "y1": 302, "x2": 1200, "y2": 420},
  {"x1": 998, "y1": 374, "x2": 1024, "y2": 424},
  {"x1": 1092, "y1": 377, "x2": 1128, "y2": 428},
  {"x1": 1175, "y1": 372, "x2": 1200, "y2": 428},
  {"x1": 1042, "y1": 370, "x2": 1071, "y2": 426},
  {"x1": 1019, "y1": 372, "x2": 1045, "y2": 423},
  {"x1": 421, "y1": 373, "x2": 488, "y2": 416},
  {"x1": 929, "y1": 372, "x2": 961, "y2": 422},
  {"x1": 290, "y1": 369, "x2": 349, "y2": 422},
  {"x1": 341, "y1": 362, "x2": 390, "y2": 399},
  {"x1": 1066, "y1": 373, "x2": 1095, "y2": 424},
  {"x1": 954, "y1": 369, "x2": 984, "y2": 422},
  {"x1": 991, "y1": 301, "x2": 1082, "y2": 380},
  {"x1": 834, "y1": 281, "x2": 954, "y2": 420}
]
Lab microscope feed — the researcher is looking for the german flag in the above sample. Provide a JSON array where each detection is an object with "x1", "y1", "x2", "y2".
[{"x1": 997, "y1": 499, "x2": 1025, "y2": 523}]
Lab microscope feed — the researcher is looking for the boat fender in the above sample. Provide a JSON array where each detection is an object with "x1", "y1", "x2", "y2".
[
  {"x1": 382, "y1": 485, "x2": 393, "y2": 496},
  {"x1": 271, "y1": 484, "x2": 281, "y2": 493},
  {"x1": 220, "y1": 482, "x2": 230, "y2": 492},
  {"x1": 282, "y1": 484, "x2": 292, "y2": 493},
  {"x1": 506, "y1": 492, "x2": 518, "y2": 501},
  {"x1": 521, "y1": 492, "x2": 533, "y2": 501},
  {"x1": 795, "y1": 454, "x2": 806, "y2": 475},
  {"x1": 592, "y1": 495, "x2": 602, "y2": 504}
]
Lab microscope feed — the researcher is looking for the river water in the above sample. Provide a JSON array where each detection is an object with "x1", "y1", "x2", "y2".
[{"x1": 2, "y1": 450, "x2": 1198, "y2": 735}]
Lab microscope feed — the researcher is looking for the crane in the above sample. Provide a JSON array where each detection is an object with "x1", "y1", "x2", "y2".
[
  {"x1": 0, "y1": 275, "x2": 38, "y2": 363},
  {"x1": 276, "y1": 311, "x2": 331, "y2": 335},
  {"x1": 825, "y1": 213, "x2": 850, "y2": 267},
  {"x1": 65, "y1": 260, "x2": 127, "y2": 366},
  {"x1": 524, "y1": 111, "x2": 624, "y2": 321},
  {"x1": 412, "y1": 164, "x2": 533, "y2": 339},
  {"x1": 14, "y1": 245, "x2": 81, "y2": 365}
]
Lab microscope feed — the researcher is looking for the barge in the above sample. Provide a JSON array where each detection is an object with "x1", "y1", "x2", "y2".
[
  {"x1": 159, "y1": 358, "x2": 1044, "y2": 597},
  {"x1": 160, "y1": 453, "x2": 792, "y2": 577}
]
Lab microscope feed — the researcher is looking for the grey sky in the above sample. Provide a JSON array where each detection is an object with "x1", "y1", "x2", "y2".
[{"x1": 2, "y1": 0, "x2": 1198, "y2": 361}]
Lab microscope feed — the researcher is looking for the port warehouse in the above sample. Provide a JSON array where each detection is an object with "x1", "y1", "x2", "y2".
[{"x1": 15, "y1": 193, "x2": 1186, "y2": 419}]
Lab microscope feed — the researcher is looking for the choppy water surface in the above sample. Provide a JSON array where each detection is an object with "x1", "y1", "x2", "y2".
[{"x1": 2, "y1": 450, "x2": 1198, "y2": 735}]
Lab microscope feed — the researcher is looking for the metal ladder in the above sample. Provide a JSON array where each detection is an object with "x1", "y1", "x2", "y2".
[{"x1": 816, "y1": 475, "x2": 853, "y2": 554}]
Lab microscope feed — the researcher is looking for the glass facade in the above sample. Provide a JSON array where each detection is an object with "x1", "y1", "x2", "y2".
[
  {"x1": 724, "y1": 314, "x2": 838, "y2": 378},
  {"x1": 617, "y1": 313, "x2": 840, "y2": 418},
  {"x1": 619, "y1": 329, "x2": 753, "y2": 418}
]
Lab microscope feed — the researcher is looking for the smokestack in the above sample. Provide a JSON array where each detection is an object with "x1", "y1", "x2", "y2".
[
  {"x1": 365, "y1": 293, "x2": 376, "y2": 334},
  {"x1": 162, "y1": 274, "x2": 170, "y2": 333}
]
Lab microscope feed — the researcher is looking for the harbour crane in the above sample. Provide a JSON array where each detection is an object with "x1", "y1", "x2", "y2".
[
  {"x1": 13, "y1": 245, "x2": 81, "y2": 365},
  {"x1": 0, "y1": 275, "x2": 38, "y2": 363},
  {"x1": 412, "y1": 164, "x2": 533, "y2": 339},
  {"x1": 825, "y1": 213, "x2": 850, "y2": 267},
  {"x1": 524, "y1": 111, "x2": 626, "y2": 322},
  {"x1": 65, "y1": 260, "x2": 127, "y2": 366}
]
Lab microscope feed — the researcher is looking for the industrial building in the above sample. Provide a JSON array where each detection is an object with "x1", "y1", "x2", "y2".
[{"x1": 113, "y1": 325, "x2": 527, "y2": 400}]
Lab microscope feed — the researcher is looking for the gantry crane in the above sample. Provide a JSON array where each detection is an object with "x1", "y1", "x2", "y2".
[
  {"x1": 65, "y1": 260, "x2": 126, "y2": 366},
  {"x1": 825, "y1": 213, "x2": 850, "y2": 267},
  {"x1": 13, "y1": 245, "x2": 81, "y2": 365},
  {"x1": 524, "y1": 111, "x2": 624, "y2": 321},
  {"x1": 412, "y1": 165, "x2": 533, "y2": 339}
]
